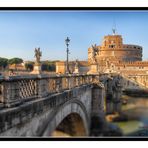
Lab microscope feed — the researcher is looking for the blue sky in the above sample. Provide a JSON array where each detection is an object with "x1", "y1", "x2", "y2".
[{"x1": 0, "y1": 11, "x2": 148, "y2": 61}]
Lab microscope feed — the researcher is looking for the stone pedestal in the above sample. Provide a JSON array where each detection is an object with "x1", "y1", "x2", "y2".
[
  {"x1": 88, "y1": 64, "x2": 98, "y2": 74},
  {"x1": 31, "y1": 64, "x2": 42, "y2": 74},
  {"x1": 73, "y1": 68, "x2": 79, "y2": 74}
]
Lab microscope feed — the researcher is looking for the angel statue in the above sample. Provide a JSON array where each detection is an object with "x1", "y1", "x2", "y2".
[
  {"x1": 91, "y1": 44, "x2": 98, "y2": 64},
  {"x1": 75, "y1": 59, "x2": 79, "y2": 69},
  {"x1": 34, "y1": 47, "x2": 42, "y2": 64}
]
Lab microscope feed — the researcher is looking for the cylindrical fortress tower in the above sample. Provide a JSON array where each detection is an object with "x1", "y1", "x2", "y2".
[{"x1": 88, "y1": 34, "x2": 142, "y2": 64}]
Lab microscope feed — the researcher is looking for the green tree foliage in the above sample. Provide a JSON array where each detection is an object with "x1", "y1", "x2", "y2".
[
  {"x1": 25, "y1": 62, "x2": 34, "y2": 71},
  {"x1": 0, "y1": 57, "x2": 8, "y2": 69},
  {"x1": 41, "y1": 61, "x2": 56, "y2": 71},
  {"x1": 8, "y1": 58, "x2": 23, "y2": 65}
]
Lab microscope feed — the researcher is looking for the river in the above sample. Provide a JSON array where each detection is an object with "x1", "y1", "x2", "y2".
[
  {"x1": 112, "y1": 95, "x2": 148, "y2": 136},
  {"x1": 51, "y1": 95, "x2": 148, "y2": 137}
]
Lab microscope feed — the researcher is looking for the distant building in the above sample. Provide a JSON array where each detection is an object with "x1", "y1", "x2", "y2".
[
  {"x1": 56, "y1": 61, "x2": 89, "y2": 74},
  {"x1": 56, "y1": 31, "x2": 148, "y2": 75},
  {"x1": 8, "y1": 63, "x2": 26, "y2": 71},
  {"x1": 88, "y1": 31, "x2": 148, "y2": 75},
  {"x1": 88, "y1": 34, "x2": 142, "y2": 64}
]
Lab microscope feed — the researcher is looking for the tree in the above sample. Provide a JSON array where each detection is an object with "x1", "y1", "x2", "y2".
[
  {"x1": 8, "y1": 58, "x2": 23, "y2": 65},
  {"x1": 0, "y1": 57, "x2": 8, "y2": 69},
  {"x1": 48, "y1": 63, "x2": 56, "y2": 71},
  {"x1": 25, "y1": 62, "x2": 34, "y2": 71},
  {"x1": 41, "y1": 63, "x2": 49, "y2": 71},
  {"x1": 41, "y1": 61, "x2": 56, "y2": 72},
  {"x1": 47, "y1": 61, "x2": 56, "y2": 71},
  {"x1": 8, "y1": 58, "x2": 23, "y2": 71}
]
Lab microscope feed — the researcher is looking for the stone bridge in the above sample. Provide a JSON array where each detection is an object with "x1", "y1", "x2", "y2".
[{"x1": 0, "y1": 73, "x2": 142, "y2": 137}]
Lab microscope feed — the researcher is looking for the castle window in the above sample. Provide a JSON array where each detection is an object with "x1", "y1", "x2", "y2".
[{"x1": 109, "y1": 45, "x2": 115, "y2": 48}]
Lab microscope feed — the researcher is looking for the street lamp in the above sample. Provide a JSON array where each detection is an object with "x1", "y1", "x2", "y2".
[{"x1": 65, "y1": 37, "x2": 70, "y2": 74}]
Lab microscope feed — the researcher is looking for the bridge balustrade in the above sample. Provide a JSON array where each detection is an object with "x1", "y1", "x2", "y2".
[
  {"x1": 0, "y1": 74, "x2": 99, "y2": 108},
  {"x1": 0, "y1": 81, "x2": 4, "y2": 104}
]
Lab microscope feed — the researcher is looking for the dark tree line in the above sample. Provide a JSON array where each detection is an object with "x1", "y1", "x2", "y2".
[
  {"x1": 8, "y1": 58, "x2": 23, "y2": 65},
  {"x1": 25, "y1": 61, "x2": 58, "y2": 72},
  {"x1": 25, "y1": 62, "x2": 34, "y2": 71},
  {"x1": 0, "y1": 57, "x2": 23, "y2": 69},
  {"x1": 0, "y1": 57, "x2": 57, "y2": 72},
  {"x1": 0, "y1": 57, "x2": 8, "y2": 69},
  {"x1": 41, "y1": 61, "x2": 56, "y2": 71}
]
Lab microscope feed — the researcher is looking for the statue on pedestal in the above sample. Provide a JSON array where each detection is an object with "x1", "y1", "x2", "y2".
[
  {"x1": 87, "y1": 44, "x2": 99, "y2": 74},
  {"x1": 75, "y1": 59, "x2": 79, "y2": 69},
  {"x1": 31, "y1": 47, "x2": 42, "y2": 74},
  {"x1": 74, "y1": 59, "x2": 79, "y2": 74},
  {"x1": 91, "y1": 44, "x2": 98, "y2": 64},
  {"x1": 34, "y1": 48, "x2": 42, "y2": 65}
]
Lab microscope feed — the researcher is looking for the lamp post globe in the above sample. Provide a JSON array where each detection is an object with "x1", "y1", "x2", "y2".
[
  {"x1": 65, "y1": 37, "x2": 70, "y2": 46},
  {"x1": 65, "y1": 37, "x2": 70, "y2": 74}
]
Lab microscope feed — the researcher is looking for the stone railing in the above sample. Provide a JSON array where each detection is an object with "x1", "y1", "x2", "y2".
[
  {"x1": 121, "y1": 74, "x2": 148, "y2": 89},
  {"x1": 128, "y1": 74, "x2": 148, "y2": 88},
  {"x1": 0, "y1": 74, "x2": 97, "y2": 108}
]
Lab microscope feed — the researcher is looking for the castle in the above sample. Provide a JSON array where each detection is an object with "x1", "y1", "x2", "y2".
[
  {"x1": 88, "y1": 31, "x2": 148, "y2": 75},
  {"x1": 56, "y1": 31, "x2": 148, "y2": 75}
]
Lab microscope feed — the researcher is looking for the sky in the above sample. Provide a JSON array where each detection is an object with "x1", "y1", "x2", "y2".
[{"x1": 0, "y1": 10, "x2": 148, "y2": 61}]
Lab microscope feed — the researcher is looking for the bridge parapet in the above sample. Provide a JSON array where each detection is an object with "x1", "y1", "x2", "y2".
[
  {"x1": 0, "y1": 74, "x2": 97, "y2": 108},
  {"x1": 0, "y1": 73, "x2": 125, "y2": 136}
]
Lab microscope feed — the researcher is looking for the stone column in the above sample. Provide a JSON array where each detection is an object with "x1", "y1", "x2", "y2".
[
  {"x1": 112, "y1": 76, "x2": 123, "y2": 113},
  {"x1": 105, "y1": 77, "x2": 114, "y2": 114},
  {"x1": 3, "y1": 79, "x2": 21, "y2": 107},
  {"x1": 37, "y1": 75, "x2": 49, "y2": 98},
  {"x1": 90, "y1": 81, "x2": 106, "y2": 136},
  {"x1": 91, "y1": 83, "x2": 105, "y2": 115}
]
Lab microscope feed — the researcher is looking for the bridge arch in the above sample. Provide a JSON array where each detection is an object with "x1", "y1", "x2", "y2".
[{"x1": 42, "y1": 99, "x2": 90, "y2": 137}]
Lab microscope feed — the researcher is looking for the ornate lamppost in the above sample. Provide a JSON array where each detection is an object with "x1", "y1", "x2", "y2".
[{"x1": 65, "y1": 37, "x2": 70, "y2": 74}]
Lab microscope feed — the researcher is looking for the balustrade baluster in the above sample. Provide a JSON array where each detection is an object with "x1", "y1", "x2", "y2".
[
  {"x1": 76, "y1": 76, "x2": 79, "y2": 86},
  {"x1": 65, "y1": 77, "x2": 68, "y2": 90},
  {"x1": 69, "y1": 77, "x2": 71, "y2": 89},
  {"x1": 48, "y1": 78, "x2": 56, "y2": 93},
  {"x1": 55, "y1": 77, "x2": 62, "y2": 92},
  {"x1": 69, "y1": 76, "x2": 74, "y2": 89}
]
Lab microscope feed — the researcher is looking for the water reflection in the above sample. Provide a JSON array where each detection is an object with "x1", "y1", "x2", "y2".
[
  {"x1": 114, "y1": 120, "x2": 143, "y2": 135},
  {"x1": 111, "y1": 95, "x2": 148, "y2": 136}
]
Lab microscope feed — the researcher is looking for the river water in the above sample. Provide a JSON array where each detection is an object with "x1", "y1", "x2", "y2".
[
  {"x1": 112, "y1": 95, "x2": 148, "y2": 136},
  {"x1": 51, "y1": 95, "x2": 148, "y2": 137}
]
